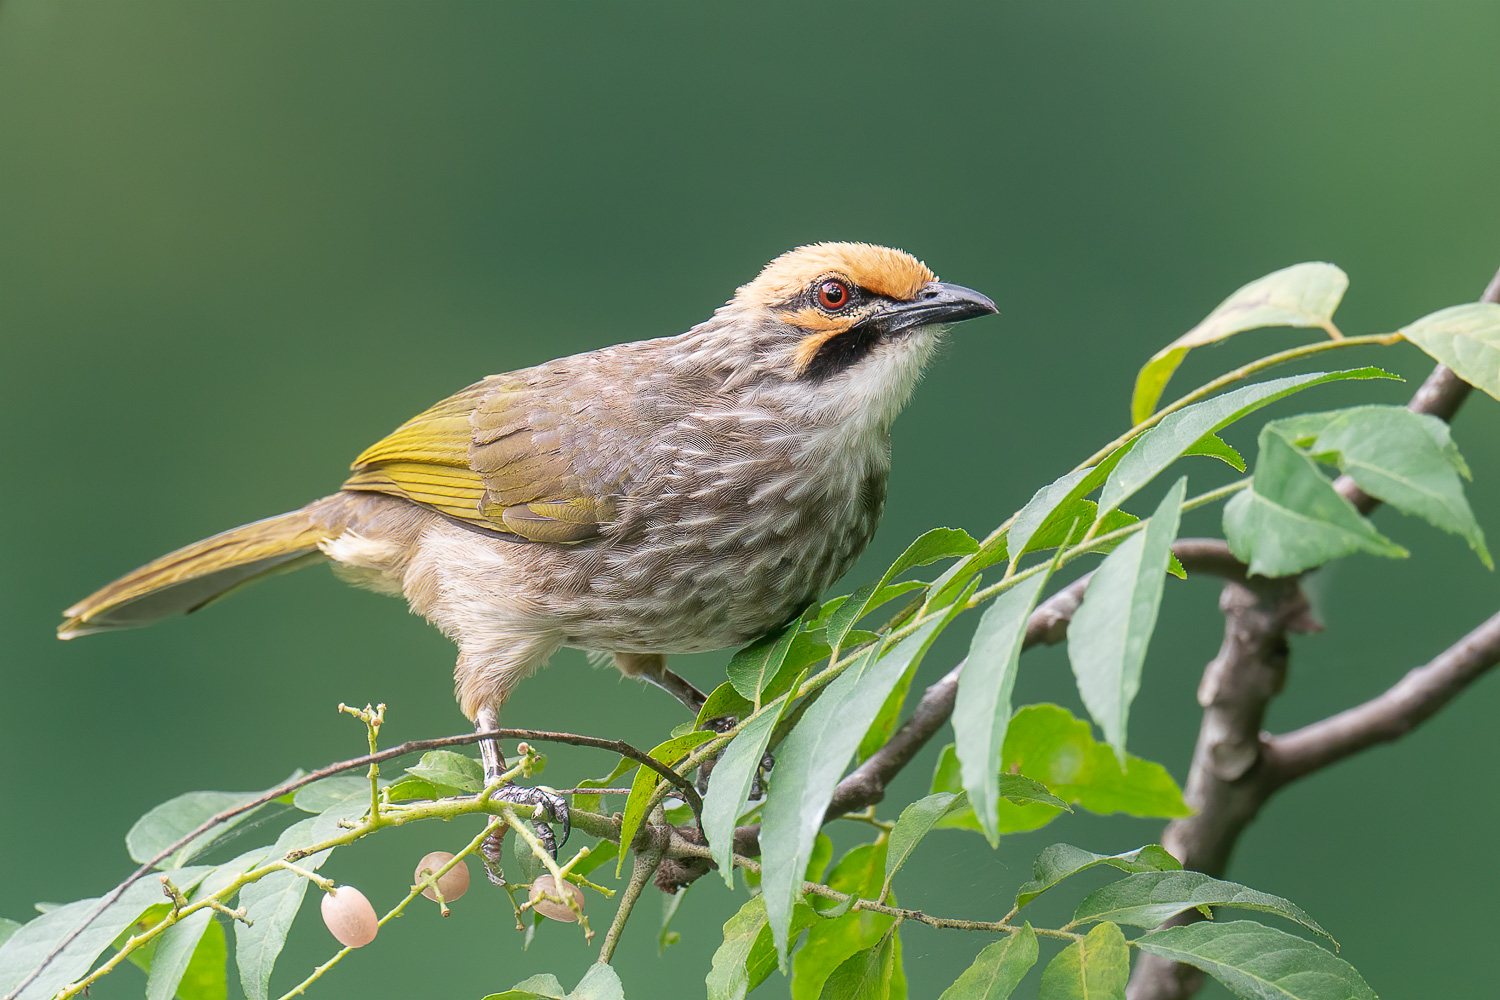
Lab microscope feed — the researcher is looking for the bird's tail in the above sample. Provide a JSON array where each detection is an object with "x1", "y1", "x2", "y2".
[{"x1": 58, "y1": 507, "x2": 333, "y2": 639}]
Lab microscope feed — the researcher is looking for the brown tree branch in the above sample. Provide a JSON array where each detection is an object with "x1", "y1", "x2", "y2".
[
  {"x1": 1128, "y1": 264, "x2": 1498, "y2": 999},
  {"x1": 1268, "y1": 608, "x2": 1500, "y2": 781}
]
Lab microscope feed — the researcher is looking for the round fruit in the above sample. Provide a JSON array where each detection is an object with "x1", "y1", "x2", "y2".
[
  {"x1": 415, "y1": 851, "x2": 471, "y2": 902},
  {"x1": 320, "y1": 885, "x2": 378, "y2": 948},
  {"x1": 528, "y1": 874, "x2": 585, "y2": 922}
]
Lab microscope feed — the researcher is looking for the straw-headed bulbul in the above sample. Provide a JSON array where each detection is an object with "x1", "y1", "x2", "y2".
[{"x1": 58, "y1": 242, "x2": 997, "y2": 857}]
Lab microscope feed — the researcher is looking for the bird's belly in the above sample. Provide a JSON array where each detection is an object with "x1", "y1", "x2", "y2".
[{"x1": 551, "y1": 478, "x2": 885, "y2": 654}]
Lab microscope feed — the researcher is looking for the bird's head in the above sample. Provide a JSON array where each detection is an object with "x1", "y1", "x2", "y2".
[{"x1": 698, "y1": 242, "x2": 997, "y2": 426}]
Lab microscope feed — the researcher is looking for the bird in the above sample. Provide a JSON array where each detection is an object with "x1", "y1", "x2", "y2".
[{"x1": 58, "y1": 242, "x2": 997, "y2": 860}]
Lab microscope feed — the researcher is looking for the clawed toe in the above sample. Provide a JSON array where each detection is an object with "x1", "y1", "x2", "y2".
[
  {"x1": 696, "y1": 715, "x2": 775, "y2": 797},
  {"x1": 493, "y1": 783, "x2": 571, "y2": 857}
]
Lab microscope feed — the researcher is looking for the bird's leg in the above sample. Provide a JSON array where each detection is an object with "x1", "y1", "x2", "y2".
[
  {"x1": 474, "y1": 706, "x2": 569, "y2": 884},
  {"x1": 612, "y1": 653, "x2": 772, "y2": 794},
  {"x1": 613, "y1": 653, "x2": 708, "y2": 714}
]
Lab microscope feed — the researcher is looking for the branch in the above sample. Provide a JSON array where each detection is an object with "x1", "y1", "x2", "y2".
[
  {"x1": 649, "y1": 541, "x2": 1250, "y2": 891},
  {"x1": 6, "y1": 725, "x2": 690, "y2": 1000},
  {"x1": 1129, "y1": 264, "x2": 1498, "y2": 1000},
  {"x1": 1268, "y1": 608, "x2": 1500, "y2": 780}
]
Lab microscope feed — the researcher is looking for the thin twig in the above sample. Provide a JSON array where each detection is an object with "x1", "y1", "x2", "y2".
[
  {"x1": 274, "y1": 819, "x2": 501, "y2": 1000},
  {"x1": 599, "y1": 810, "x2": 667, "y2": 963},
  {"x1": 7, "y1": 725, "x2": 691, "y2": 1000}
]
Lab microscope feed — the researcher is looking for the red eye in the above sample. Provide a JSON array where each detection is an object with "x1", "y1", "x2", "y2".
[{"x1": 817, "y1": 279, "x2": 852, "y2": 310}]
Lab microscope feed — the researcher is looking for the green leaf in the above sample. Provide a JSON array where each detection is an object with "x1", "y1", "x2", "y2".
[
  {"x1": 485, "y1": 965, "x2": 622, "y2": 1000},
  {"x1": 113, "y1": 901, "x2": 169, "y2": 976},
  {"x1": 938, "y1": 924, "x2": 1038, "y2": 1000},
  {"x1": 1024, "y1": 504, "x2": 1186, "y2": 577},
  {"x1": 483, "y1": 972, "x2": 568, "y2": 999},
  {"x1": 1135, "y1": 921, "x2": 1375, "y2": 1000},
  {"x1": 147, "y1": 850, "x2": 265, "y2": 1000},
  {"x1": 827, "y1": 528, "x2": 977, "y2": 655},
  {"x1": 569, "y1": 962, "x2": 625, "y2": 1000},
  {"x1": 0, "y1": 866, "x2": 212, "y2": 1000},
  {"x1": 659, "y1": 891, "x2": 686, "y2": 952},
  {"x1": 1009, "y1": 460, "x2": 1120, "y2": 566},
  {"x1": 1401, "y1": 301, "x2": 1500, "y2": 402},
  {"x1": 1016, "y1": 843, "x2": 1182, "y2": 909},
  {"x1": 999, "y1": 774, "x2": 1070, "y2": 809},
  {"x1": 820, "y1": 930, "x2": 897, "y2": 1000},
  {"x1": 778, "y1": 630, "x2": 837, "y2": 691},
  {"x1": 726, "y1": 616, "x2": 802, "y2": 704},
  {"x1": 570, "y1": 840, "x2": 618, "y2": 879},
  {"x1": 1224, "y1": 427, "x2": 1407, "y2": 576},
  {"x1": 708, "y1": 893, "x2": 780, "y2": 1000},
  {"x1": 167, "y1": 915, "x2": 227, "y2": 1000},
  {"x1": 1018, "y1": 707, "x2": 1187, "y2": 817},
  {"x1": 930, "y1": 532, "x2": 1009, "y2": 609},
  {"x1": 511, "y1": 821, "x2": 549, "y2": 884},
  {"x1": 126, "y1": 789, "x2": 269, "y2": 868},
  {"x1": 703, "y1": 686, "x2": 803, "y2": 888},
  {"x1": 938, "y1": 707, "x2": 1191, "y2": 832},
  {"x1": 1068, "y1": 478, "x2": 1186, "y2": 762},
  {"x1": 1131, "y1": 263, "x2": 1349, "y2": 424},
  {"x1": 0, "y1": 919, "x2": 20, "y2": 949},
  {"x1": 1102, "y1": 367, "x2": 1398, "y2": 519},
  {"x1": 825, "y1": 579, "x2": 933, "y2": 661},
  {"x1": 762, "y1": 588, "x2": 972, "y2": 963},
  {"x1": 807, "y1": 833, "x2": 835, "y2": 884},
  {"x1": 954, "y1": 564, "x2": 1054, "y2": 846},
  {"x1": 857, "y1": 654, "x2": 921, "y2": 763},
  {"x1": 881, "y1": 527, "x2": 981, "y2": 585},
  {"x1": 383, "y1": 776, "x2": 439, "y2": 802},
  {"x1": 1024, "y1": 498, "x2": 1101, "y2": 552},
  {"x1": 930, "y1": 748, "x2": 1056, "y2": 836},
  {"x1": 235, "y1": 800, "x2": 364, "y2": 1000},
  {"x1": 404, "y1": 750, "x2": 484, "y2": 795},
  {"x1": 1184, "y1": 432, "x2": 1246, "y2": 471},
  {"x1": 695, "y1": 682, "x2": 755, "y2": 730},
  {"x1": 750, "y1": 903, "x2": 822, "y2": 998},
  {"x1": 616, "y1": 730, "x2": 716, "y2": 874},
  {"x1": 1038, "y1": 921, "x2": 1129, "y2": 999},
  {"x1": 881, "y1": 793, "x2": 960, "y2": 899},
  {"x1": 291, "y1": 776, "x2": 373, "y2": 813},
  {"x1": 792, "y1": 843, "x2": 895, "y2": 998},
  {"x1": 1073, "y1": 871, "x2": 1332, "y2": 942},
  {"x1": 1270, "y1": 405, "x2": 1490, "y2": 567}
]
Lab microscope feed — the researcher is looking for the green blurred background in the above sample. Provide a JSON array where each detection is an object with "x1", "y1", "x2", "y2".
[{"x1": 3, "y1": 3, "x2": 1498, "y2": 997}]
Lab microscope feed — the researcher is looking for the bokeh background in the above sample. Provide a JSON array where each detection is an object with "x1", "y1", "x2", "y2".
[{"x1": 4, "y1": 3, "x2": 1499, "y2": 997}]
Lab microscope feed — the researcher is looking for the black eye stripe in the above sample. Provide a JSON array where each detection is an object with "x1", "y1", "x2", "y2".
[{"x1": 800, "y1": 324, "x2": 880, "y2": 381}]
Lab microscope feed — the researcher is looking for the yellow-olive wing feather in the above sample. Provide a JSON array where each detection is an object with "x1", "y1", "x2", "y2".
[{"x1": 342, "y1": 377, "x2": 615, "y2": 542}]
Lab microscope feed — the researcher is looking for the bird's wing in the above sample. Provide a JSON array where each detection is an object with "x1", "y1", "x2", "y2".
[{"x1": 342, "y1": 377, "x2": 617, "y2": 542}]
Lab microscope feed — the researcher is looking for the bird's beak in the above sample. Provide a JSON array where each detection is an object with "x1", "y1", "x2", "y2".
[{"x1": 866, "y1": 281, "x2": 999, "y2": 337}]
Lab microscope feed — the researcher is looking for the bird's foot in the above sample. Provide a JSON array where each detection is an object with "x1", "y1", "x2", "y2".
[
  {"x1": 477, "y1": 782, "x2": 570, "y2": 886},
  {"x1": 480, "y1": 825, "x2": 508, "y2": 886},
  {"x1": 493, "y1": 783, "x2": 571, "y2": 858},
  {"x1": 696, "y1": 715, "x2": 775, "y2": 796}
]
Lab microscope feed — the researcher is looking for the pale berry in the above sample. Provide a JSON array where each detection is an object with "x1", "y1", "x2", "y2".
[
  {"x1": 528, "y1": 874, "x2": 585, "y2": 922},
  {"x1": 320, "y1": 885, "x2": 378, "y2": 947},
  {"x1": 415, "y1": 851, "x2": 471, "y2": 902}
]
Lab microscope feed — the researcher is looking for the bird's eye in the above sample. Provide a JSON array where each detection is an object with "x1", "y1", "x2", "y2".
[{"x1": 817, "y1": 279, "x2": 852, "y2": 310}]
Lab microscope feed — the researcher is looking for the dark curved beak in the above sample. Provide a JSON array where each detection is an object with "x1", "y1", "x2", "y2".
[{"x1": 869, "y1": 280, "x2": 998, "y2": 337}]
